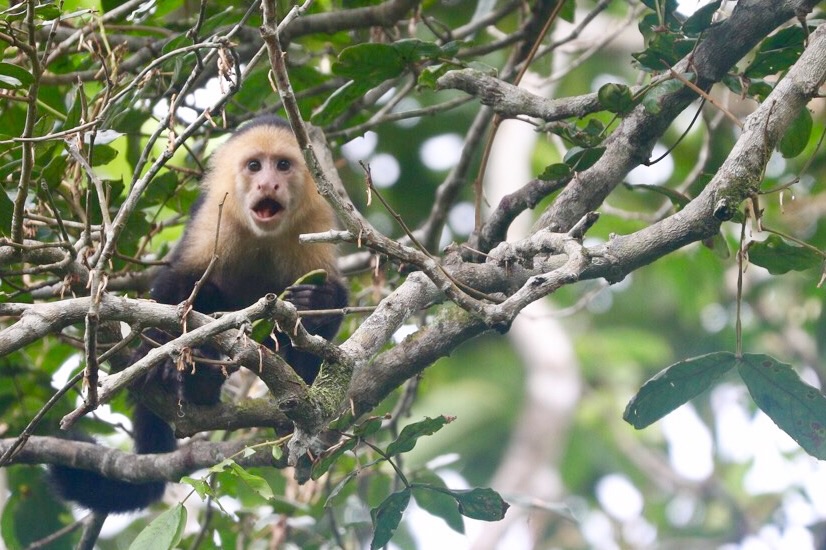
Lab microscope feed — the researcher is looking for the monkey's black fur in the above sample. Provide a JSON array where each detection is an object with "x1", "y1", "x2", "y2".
[{"x1": 48, "y1": 117, "x2": 347, "y2": 513}]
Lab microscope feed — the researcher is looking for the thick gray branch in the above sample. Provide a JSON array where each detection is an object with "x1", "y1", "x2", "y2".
[
  {"x1": 1, "y1": 436, "x2": 284, "y2": 482},
  {"x1": 534, "y1": 0, "x2": 821, "y2": 233},
  {"x1": 348, "y1": 20, "x2": 826, "y2": 410},
  {"x1": 437, "y1": 69, "x2": 606, "y2": 121}
]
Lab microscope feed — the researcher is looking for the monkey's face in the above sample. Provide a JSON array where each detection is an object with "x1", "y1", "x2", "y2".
[{"x1": 237, "y1": 150, "x2": 305, "y2": 236}]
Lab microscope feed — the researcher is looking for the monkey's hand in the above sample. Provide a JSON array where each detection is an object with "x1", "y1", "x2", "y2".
[
  {"x1": 283, "y1": 283, "x2": 337, "y2": 310},
  {"x1": 282, "y1": 280, "x2": 347, "y2": 338}
]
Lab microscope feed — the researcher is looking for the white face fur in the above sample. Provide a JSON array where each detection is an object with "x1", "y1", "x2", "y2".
[{"x1": 233, "y1": 132, "x2": 307, "y2": 237}]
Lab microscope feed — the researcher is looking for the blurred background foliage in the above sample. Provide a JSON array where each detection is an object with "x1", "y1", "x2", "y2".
[{"x1": 1, "y1": 0, "x2": 826, "y2": 548}]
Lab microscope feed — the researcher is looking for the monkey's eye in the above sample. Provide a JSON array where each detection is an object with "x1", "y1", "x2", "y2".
[
  {"x1": 276, "y1": 159, "x2": 291, "y2": 172},
  {"x1": 247, "y1": 159, "x2": 262, "y2": 172}
]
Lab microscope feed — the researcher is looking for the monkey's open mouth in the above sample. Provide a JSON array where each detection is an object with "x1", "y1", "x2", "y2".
[{"x1": 252, "y1": 198, "x2": 283, "y2": 220}]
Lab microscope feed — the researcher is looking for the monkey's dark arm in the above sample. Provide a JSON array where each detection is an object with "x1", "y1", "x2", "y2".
[
  {"x1": 151, "y1": 263, "x2": 225, "y2": 315},
  {"x1": 280, "y1": 278, "x2": 348, "y2": 383},
  {"x1": 147, "y1": 264, "x2": 230, "y2": 405}
]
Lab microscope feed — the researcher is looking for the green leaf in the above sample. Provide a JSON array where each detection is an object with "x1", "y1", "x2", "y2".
[
  {"x1": 639, "y1": 0, "x2": 681, "y2": 29},
  {"x1": 747, "y1": 234, "x2": 822, "y2": 274},
  {"x1": 270, "y1": 496, "x2": 312, "y2": 515},
  {"x1": 353, "y1": 415, "x2": 385, "y2": 438},
  {"x1": 559, "y1": 0, "x2": 576, "y2": 23},
  {"x1": 293, "y1": 269, "x2": 329, "y2": 287},
  {"x1": 207, "y1": 458, "x2": 274, "y2": 500},
  {"x1": 33, "y1": 3, "x2": 61, "y2": 20},
  {"x1": 623, "y1": 182, "x2": 690, "y2": 208},
  {"x1": 633, "y1": 34, "x2": 695, "y2": 72},
  {"x1": 448, "y1": 487, "x2": 509, "y2": 521},
  {"x1": 777, "y1": 108, "x2": 812, "y2": 158},
  {"x1": 102, "y1": 0, "x2": 134, "y2": 13},
  {"x1": 563, "y1": 146, "x2": 605, "y2": 172},
  {"x1": 180, "y1": 476, "x2": 214, "y2": 500},
  {"x1": 547, "y1": 119, "x2": 607, "y2": 148},
  {"x1": 386, "y1": 415, "x2": 453, "y2": 456},
  {"x1": 227, "y1": 462, "x2": 274, "y2": 500},
  {"x1": 370, "y1": 489, "x2": 411, "y2": 549},
  {"x1": 317, "y1": 38, "x2": 456, "y2": 124},
  {"x1": 1, "y1": 468, "x2": 69, "y2": 550},
  {"x1": 702, "y1": 232, "x2": 732, "y2": 260},
  {"x1": 0, "y1": 190, "x2": 13, "y2": 235},
  {"x1": 538, "y1": 163, "x2": 571, "y2": 180},
  {"x1": 249, "y1": 318, "x2": 274, "y2": 343},
  {"x1": 745, "y1": 26, "x2": 806, "y2": 78},
  {"x1": 312, "y1": 80, "x2": 371, "y2": 125},
  {"x1": 0, "y1": 63, "x2": 33, "y2": 89},
  {"x1": 129, "y1": 504, "x2": 187, "y2": 550},
  {"x1": 641, "y1": 78, "x2": 685, "y2": 114},
  {"x1": 89, "y1": 144, "x2": 118, "y2": 166},
  {"x1": 142, "y1": 171, "x2": 179, "y2": 204},
  {"x1": 624, "y1": 351, "x2": 737, "y2": 429},
  {"x1": 681, "y1": 0, "x2": 722, "y2": 35},
  {"x1": 413, "y1": 485, "x2": 465, "y2": 534},
  {"x1": 419, "y1": 62, "x2": 461, "y2": 89},
  {"x1": 724, "y1": 75, "x2": 775, "y2": 101},
  {"x1": 738, "y1": 354, "x2": 826, "y2": 459},
  {"x1": 325, "y1": 469, "x2": 360, "y2": 508},
  {"x1": 411, "y1": 472, "x2": 465, "y2": 533},
  {"x1": 311, "y1": 437, "x2": 357, "y2": 480},
  {"x1": 334, "y1": 43, "x2": 406, "y2": 81},
  {"x1": 334, "y1": 39, "x2": 450, "y2": 81},
  {"x1": 597, "y1": 83, "x2": 636, "y2": 115}
]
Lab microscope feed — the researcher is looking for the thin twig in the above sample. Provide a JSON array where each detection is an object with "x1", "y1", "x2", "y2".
[
  {"x1": 183, "y1": 193, "x2": 229, "y2": 325},
  {"x1": 669, "y1": 68, "x2": 743, "y2": 128}
]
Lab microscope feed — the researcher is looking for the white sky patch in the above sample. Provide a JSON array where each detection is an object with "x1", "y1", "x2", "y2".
[
  {"x1": 765, "y1": 152, "x2": 787, "y2": 178},
  {"x1": 392, "y1": 323, "x2": 419, "y2": 344},
  {"x1": 596, "y1": 474, "x2": 643, "y2": 522},
  {"x1": 189, "y1": 77, "x2": 224, "y2": 112},
  {"x1": 152, "y1": 96, "x2": 169, "y2": 120},
  {"x1": 420, "y1": 133, "x2": 463, "y2": 171},
  {"x1": 803, "y1": 462, "x2": 826, "y2": 517},
  {"x1": 742, "y1": 413, "x2": 802, "y2": 494},
  {"x1": 672, "y1": 101, "x2": 705, "y2": 136},
  {"x1": 675, "y1": 0, "x2": 713, "y2": 16},
  {"x1": 366, "y1": 210, "x2": 393, "y2": 236},
  {"x1": 623, "y1": 517, "x2": 658, "y2": 548},
  {"x1": 581, "y1": 510, "x2": 620, "y2": 550},
  {"x1": 701, "y1": 302, "x2": 728, "y2": 333},
  {"x1": 586, "y1": 285, "x2": 614, "y2": 314},
  {"x1": 367, "y1": 153, "x2": 400, "y2": 188},
  {"x1": 439, "y1": 224, "x2": 454, "y2": 250},
  {"x1": 712, "y1": 383, "x2": 755, "y2": 463},
  {"x1": 666, "y1": 493, "x2": 697, "y2": 527},
  {"x1": 662, "y1": 403, "x2": 714, "y2": 481},
  {"x1": 744, "y1": 445, "x2": 795, "y2": 495},
  {"x1": 625, "y1": 143, "x2": 674, "y2": 186},
  {"x1": 590, "y1": 73, "x2": 627, "y2": 94},
  {"x1": 408, "y1": 469, "x2": 482, "y2": 550},
  {"x1": 448, "y1": 201, "x2": 476, "y2": 236},
  {"x1": 341, "y1": 131, "x2": 378, "y2": 161},
  {"x1": 392, "y1": 96, "x2": 422, "y2": 128},
  {"x1": 51, "y1": 354, "x2": 80, "y2": 388}
]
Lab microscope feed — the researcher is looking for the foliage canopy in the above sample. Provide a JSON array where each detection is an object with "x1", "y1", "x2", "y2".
[{"x1": 1, "y1": 0, "x2": 826, "y2": 548}]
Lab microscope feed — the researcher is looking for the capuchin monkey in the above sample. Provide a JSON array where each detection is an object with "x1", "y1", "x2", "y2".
[{"x1": 49, "y1": 116, "x2": 348, "y2": 513}]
